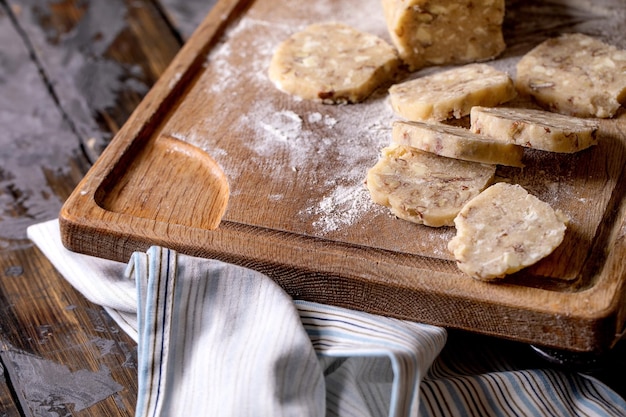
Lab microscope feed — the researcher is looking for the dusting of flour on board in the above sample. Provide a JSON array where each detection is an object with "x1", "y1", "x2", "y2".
[
  {"x1": 307, "y1": 184, "x2": 379, "y2": 235},
  {"x1": 172, "y1": 2, "x2": 399, "y2": 236},
  {"x1": 238, "y1": 88, "x2": 395, "y2": 235},
  {"x1": 204, "y1": 10, "x2": 395, "y2": 235}
]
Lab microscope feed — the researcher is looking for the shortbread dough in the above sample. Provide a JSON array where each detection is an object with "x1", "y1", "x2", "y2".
[
  {"x1": 470, "y1": 106, "x2": 599, "y2": 153},
  {"x1": 516, "y1": 33, "x2": 626, "y2": 118},
  {"x1": 381, "y1": 0, "x2": 506, "y2": 71},
  {"x1": 366, "y1": 145, "x2": 496, "y2": 227},
  {"x1": 448, "y1": 182, "x2": 568, "y2": 280},
  {"x1": 388, "y1": 64, "x2": 516, "y2": 121},
  {"x1": 268, "y1": 22, "x2": 399, "y2": 104},
  {"x1": 392, "y1": 120, "x2": 524, "y2": 167}
]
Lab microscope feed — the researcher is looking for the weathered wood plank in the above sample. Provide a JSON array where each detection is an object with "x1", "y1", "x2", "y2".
[
  {"x1": 0, "y1": 247, "x2": 138, "y2": 416},
  {"x1": 0, "y1": 1, "x2": 88, "y2": 247},
  {"x1": 6, "y1": 0, "x2": 183, "y2": 162}
]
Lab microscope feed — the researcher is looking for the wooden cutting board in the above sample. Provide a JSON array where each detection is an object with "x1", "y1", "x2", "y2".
[{"x1": 60, "y1": 0, "x2": 626, "y2": 352}]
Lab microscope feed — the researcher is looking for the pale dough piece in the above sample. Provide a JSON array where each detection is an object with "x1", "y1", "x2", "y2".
[
  {"x1": 381, "y1": 0, "x2": 506, "y2": 71},
  {"x1": 516, "y1": 33, "x2": 626, "y2": 118},
  {"x1": 470, "y1": 106, "x2": 599, "y2": 153},
  {"x1": 268, "y1": 22, "x2": 399, "y2": 104},
  {"x1": 392, "y1": 120, "x2": 524, "y2": 167},
  {"x1": 448, "y1": 182, "x2": 568, "y2": 281},
  {"x1": 366, "y1": 145, "x2": 496, "y2": 227},
  {"x1": 388, "y1": 64, "x2": 516, "y2": 122}
]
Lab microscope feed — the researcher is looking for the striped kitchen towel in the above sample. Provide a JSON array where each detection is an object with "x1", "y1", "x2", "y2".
[{"x1": 28, "y1": 219, "x2": 626, "y2": 416}]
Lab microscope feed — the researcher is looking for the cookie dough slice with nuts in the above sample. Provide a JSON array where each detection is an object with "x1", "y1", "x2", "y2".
[
  {"x1": 448, "y1": 182, "x2": 569, "y2": 280},
  {"x1": 381, "y1": 0, "x2": 506, "y2": 71},
  {"x1": 392, "y1": 120, "x2": 524, "y2": 166},
  {"x1": 516, "y1": 33, "x2": 626, "y2": 118},
  {"x1": 388, "y1": 64, "x2": 516, "y2": 122},
  {"x1": 366, "y1": 145, "x2": 496, "y2": 227},
  {"x1": 470, "y1": 106, "x2": 599, "y2": 153},
  {"x1": 269, "y1": 22, "x2": 399, "y2": 104}
]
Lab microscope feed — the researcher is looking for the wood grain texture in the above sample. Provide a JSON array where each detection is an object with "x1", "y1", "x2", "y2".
[
  {"x1": 59, "y1": 0, "x2": 626, "y2": 352},
  {"x1": 0, "y1": 247, "x2": 138, "y2": 416},
  {"x1": 100, "y1": 134, "x2": 229, "y2": 229}
]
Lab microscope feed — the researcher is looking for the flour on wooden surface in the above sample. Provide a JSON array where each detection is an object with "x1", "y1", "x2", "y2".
[
  {"x1": 258, "y1": 110, "x2": 303, "y2": 143},
  {"x1": 192, "y1": 10, "x2": 396, "y2": 235},
  {"x1": 206, "y1": 18, "x2": 293, "y2": 94},
  {"x1": 307, "y1": 185, "x2": 376, "y2": 234},
  {"x1": 236, "y1": 91, "x2": 394, "y2": 235}
]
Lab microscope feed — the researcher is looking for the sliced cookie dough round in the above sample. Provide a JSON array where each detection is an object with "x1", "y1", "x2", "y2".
[
  {"x1": 388, "y1": 63, "x2": 516, "y2": 122},
  {"x1": 366, "y1": 144, "x2": 496, "y2": 227},
  {"x1": 392, "y1": 120, "x2": 524, "y2": 167},
  {"x1": 470, "y1": 106, "x2": 599, "y2": 153},
  {"x1": 268, "y1": 22, "x2": 399, "y2": 104},
  {"x1": 515, "y1": 33, "x2": 626, "y2": 118},
  {"x1": 448, "y1": 182, "x2": 569, "y2": 281}
]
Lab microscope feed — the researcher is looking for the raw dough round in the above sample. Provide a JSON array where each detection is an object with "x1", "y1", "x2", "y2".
[
  {"x1": 448, "y1": 182, "x2": 568, "y2": 280},
  {"x1": 269, "y1": 22, "x2": 399, "y2": 104},
  {"x1": 366, "y1": 144, "x2": 496, "y2": 227}
]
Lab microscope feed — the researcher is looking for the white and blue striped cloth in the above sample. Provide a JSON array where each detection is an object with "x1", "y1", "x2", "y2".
[{"x1": 28, "y1": 219, "x2": 626, "y2": 416}]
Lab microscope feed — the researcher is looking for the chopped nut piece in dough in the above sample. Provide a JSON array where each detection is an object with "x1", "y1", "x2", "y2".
[
  {"x1": 381, "y1": 0, "x2": 506, "y2": 71},
  {"x1": 392, "y1": 120, "x2": 524, "y2": 167},
  {"x1": 448, "y1": 182, "x2": 569, "y2": 280},
  {"x1": 388, "y1": 64, "x2": 516, "y2": 122},
  {"x1": 470, "y1": 106, "x2": 599, "y2": 153},
  {"x1": 366, "y1": 145, "x2": 496, "y2": 227},
  {"x1": 516, "y1": 33, "x2": 626, "y2": 118},
  {"x1": 268, "y1": 22, "x2": 399, "y2": 104}
]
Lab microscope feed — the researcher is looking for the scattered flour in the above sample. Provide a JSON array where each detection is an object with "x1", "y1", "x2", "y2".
[
  {"x1": 166, "y1": 4, "x2": 395, "y2": 236},
  {"x1": 308, "y1": 185, "x2": 376, "y2": 234},
  {"x1": 306, "y1": 112, "x2": 338, "y2": 127},
  {"x1": 258, "y1": 110, "x2": 303, "y2": 143},
  {"x1": 324, "y1": 115, "x2": 338, "y2": 128},
  {"x1": 307, "y1": 112, "x2": 323, "y2": 123}
]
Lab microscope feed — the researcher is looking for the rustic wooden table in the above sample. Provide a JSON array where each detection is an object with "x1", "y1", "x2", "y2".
[{"x1": 0, "y1": 0, "x2": 625, "y2": 415}]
